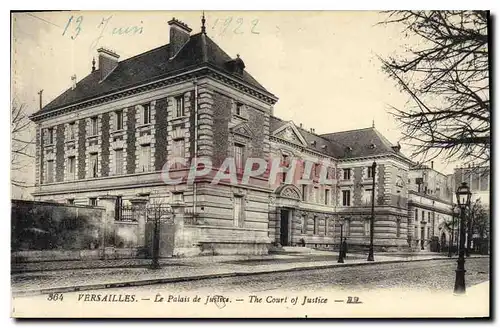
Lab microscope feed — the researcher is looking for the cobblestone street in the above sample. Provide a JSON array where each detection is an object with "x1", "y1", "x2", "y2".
[
  {"x1": 92, "y1": 257, "x2": 490, "y2": 294},
  {"x1": 13, "y1": 256, "x2": 489, "y2": 296}
]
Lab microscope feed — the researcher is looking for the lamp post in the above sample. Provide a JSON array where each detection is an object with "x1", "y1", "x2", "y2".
[
  {"x1": 448, "y1": 205, "x2": 457, "y2": 258},
  {"x1": 367, "y1": 161, "x2": 376, "y2": 262},
  {"x1": 454, "y1": 182, "x2": 471, "y2": 294},
  {"x1": 466, "y1": 200, "x2": 475, "y2": 257},
  {"x1": 338, "y1": 218, "x2": 344, "y2": 263}
]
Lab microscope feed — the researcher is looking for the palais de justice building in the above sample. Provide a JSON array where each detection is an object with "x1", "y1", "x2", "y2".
[{"x1": 30, "y1": 17, "x2": 455, "y2": 255}]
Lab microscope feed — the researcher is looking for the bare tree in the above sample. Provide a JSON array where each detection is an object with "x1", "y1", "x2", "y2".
[
  {"x1": 470, "y1": 199, "x2": 489, "y2": 240},
  {"x1": 380, "y1": 11, "x2": 490, "y2": 166},
  {"x1": 11, "y1": 100, "x2": 35, "y2": 188}
]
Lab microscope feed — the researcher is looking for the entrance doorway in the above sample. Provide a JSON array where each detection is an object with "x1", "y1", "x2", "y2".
[{"x1": 280, "y1": 209, "x2": 291, "y2": 246}]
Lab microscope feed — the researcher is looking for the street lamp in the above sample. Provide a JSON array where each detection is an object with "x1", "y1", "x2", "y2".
[
  {"x1": 338, "y1": 217, "x2": 345, "y2": 263},
  {"x1": 448, "y1": 205, "x2": 457, "y2": 258},
  {"x1": 466, "y1": 200, "x2": 476, "y2": 257},
  {"x1": 367, "y1": 161, "x2": 376, "y2": 262},
  {"x1": 454, "y1": 182, "x2": 471, "y2": 294}
]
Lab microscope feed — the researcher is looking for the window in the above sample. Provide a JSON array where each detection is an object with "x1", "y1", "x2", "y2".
[
  {"x1": 396, "y1": 218, "x2": 401, "y2": 237},
  {"x1": 67, "y1": 156, "x2": 76, "y2": 180},
  {"x1": 139, "y1": 145, "x2": 151, "y2": 172},
  {"x1": 363, "y1": 188, "x2": 373, "y2": 205},
  {"x1": 364, "y1": 218, "x2": 371, "y2": 236},
  {"x1": 235, "y1": 102, "x2": 244, "y2": 116},
  {"x1": 313, "y1": 216, "x2": 318, "y2": 235},
  {"x1": 115, "y1": 110, "x2": 123, "y2": 130},
  {"x1": 324, "y1": 189, "x2": 330, "y2": 205},
  {"x1": 89, "y1": 198, "x2": 98, "y2": 207},
  {"x1": 422, "y1": 210, "x2": 425, "y2": 222},
  {"x1": 415, "y1": 208, "x2": 418, "y2": 221},
  {"x1": 325, "y1": 218, "x2": 329, "y2": 235},
  {"x1": 343, "y1": 168, "x2": 351, "y2": 180},
  {"x1": 90, "y1": 117, "x2": 98, "y2": 136},
  {"x1": 281, "y1": 154, "x2": 289, "y2": 183},
  {"x1": 313, "y1": 187, "x2": 319, "y2": 203},
  {"x1": 233, "y1": 196, "x2": 243, "y2": 227},
  {"x1": 68, "y1": 122, "x2": 76, "y2": 140},
  {"x1": 115, "y1": 149, "x2": 124, "y2": 174},
  {"x1": 47, "y1": 128, "x2": 54, "y2": 145},
  {"x1": 175, "y1": 96, "x2": 185, "y2": 118},
  {"x1": 342, "y1": 190, "x2": 351, "y2": 206},
  {"x1": 427, "y1": 227, "x2": 431, "y2": 240},
  {"x1": 314, "y1": 163, "x2": 321, "y2": 179},
  {"x1": 302, "y1": 185, "x2": 307, "y2": 201},
  {"x1": 326, "y1": 167, "x2": 333, "y2": 180},
  {"x1": 89, "y1": 153, "x2": 98, "y2": 178},
  {"x1": 302, "y1": 215, "x2": 308, "y2": 234},
  {"x1": 172, "y1": 139, "x2": 185, "y2": 169},
  {"x1": 115, "y1": 196, "x2": 123, "y2": 221},
  {"x1": 67, "y1": 199, "x2": 74, "y2": 205},
  {"x1": 367, "y1": 166, "x2": 375, "y2": 179},
  {"x1": 46, "y1": 160, "x2": 54, "y2": 183},
  {"x1": 173, "y1": 139, "x2": 185, "y2": 159},
  {"x1": 143, "y1": 104, "x2": 151, "y2": 125},
  {"x1": 428, "y1": 212, "x2": 431, "y2": 222},
  {"x1": 234, "y1": 143, "x2": 244, "y2": 172}
]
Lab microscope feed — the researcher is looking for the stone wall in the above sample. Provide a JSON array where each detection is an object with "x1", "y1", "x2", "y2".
[{"x1": 11, "y1": 200, "x2": 104, "y2": 253}]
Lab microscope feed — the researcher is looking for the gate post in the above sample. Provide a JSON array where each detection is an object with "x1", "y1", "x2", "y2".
[
  {"x1": 130, "y1": 197, "x2": 149, "y2": 247},
  {"x1": 171, "y1": 200, "x2": 186, "y2": 250},
  {"x1": 97, "y1": 195, "x2": 117, "y2": 259}
]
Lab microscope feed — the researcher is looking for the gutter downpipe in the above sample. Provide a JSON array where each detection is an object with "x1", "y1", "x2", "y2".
[{"x1": 193, "y1": 78, "x2": 198, "y2": 222}]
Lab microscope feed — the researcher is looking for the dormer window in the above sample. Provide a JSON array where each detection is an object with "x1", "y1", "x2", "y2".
[{"x1": 225, "y1": 54, "x2": 246, "y2": 76}]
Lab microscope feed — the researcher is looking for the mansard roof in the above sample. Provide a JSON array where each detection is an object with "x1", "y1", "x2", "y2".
[
  {"x1": 321, "y1": 127, "x2": 401, "y2": 159},
  {"x1": 34, "y1": 33, "x2": 276, "y2": 117},
  {"x1": 270, "y1": 115, "x2": 407, "y2": 161},
  {"x1": 270, "y1": 116, "x2": 342, "y2": 158}
]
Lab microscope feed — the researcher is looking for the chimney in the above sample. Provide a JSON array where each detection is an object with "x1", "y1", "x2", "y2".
[
  {"x1": 71, "y1": 74, "x2": 77, "y2": 90},
  {"x1": 168, "y1": 18, "x2": 192, "y2": 59},
  {"x1": 431, "y1": 161, "x2": 434, "y2": 169},
  {"x1": 97, "y1": 47, "x2": 120, "y2": 81},
  {"x1": 299, "y1": 123, "x2": 303, "y2": 128}
]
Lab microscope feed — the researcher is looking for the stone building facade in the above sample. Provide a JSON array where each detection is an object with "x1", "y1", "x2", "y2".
[
  {"x1": 30, "y1": 17, "x2": 442, "y2": 256},
  {"x1": 407, "y1": 163, "x2": 455, "y2": 251}
]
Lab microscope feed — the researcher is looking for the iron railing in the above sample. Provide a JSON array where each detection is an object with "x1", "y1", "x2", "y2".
[{"x1": 116, "y1": 205, "x2": 136, "y2": 222}]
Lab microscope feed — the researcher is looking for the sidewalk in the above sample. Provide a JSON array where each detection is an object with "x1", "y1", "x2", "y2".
[{"x1": 12, "y1": 251, "x2": 479, "y2": 297}]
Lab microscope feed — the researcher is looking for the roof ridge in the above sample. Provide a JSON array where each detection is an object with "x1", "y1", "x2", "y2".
[
  {"x1": 117, "y1": 43, "x2": 169, "y2": 64},
  {"x1": 321, "y1": 126, "x2": 374, "y2": 136}
]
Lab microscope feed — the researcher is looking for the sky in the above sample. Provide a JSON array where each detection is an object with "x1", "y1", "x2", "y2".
[{"x1": 11, "y1": 10, "x2": 460, "y2": 198}]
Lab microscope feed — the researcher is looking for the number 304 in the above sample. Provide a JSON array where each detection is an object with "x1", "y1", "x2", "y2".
[{"x1": 47, "y1": 293, "x2": 63, "y2": 301}]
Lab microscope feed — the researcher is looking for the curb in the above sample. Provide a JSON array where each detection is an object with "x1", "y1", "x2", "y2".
[{"x1": 12, "y1": 256, "x2": 476, "y2": 297}]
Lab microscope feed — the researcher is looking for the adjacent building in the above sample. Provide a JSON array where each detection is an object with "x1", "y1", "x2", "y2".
[
  {"x1": 29, "y1": 17, "x2": 457, "y2": 256},
  {"x1": 407, "y1": 162, "x2": 455, "y2": 251}
]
